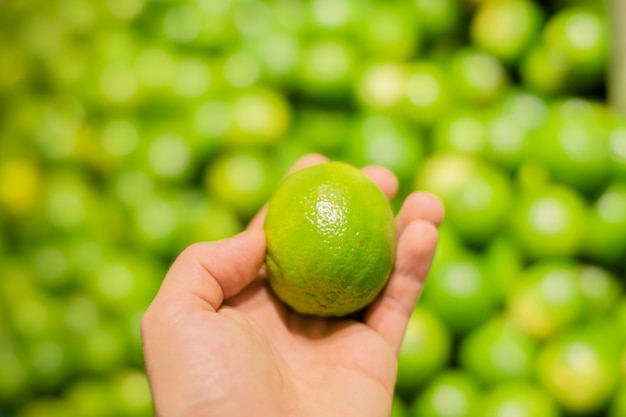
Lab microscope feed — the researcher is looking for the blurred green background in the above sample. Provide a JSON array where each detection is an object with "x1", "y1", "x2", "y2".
[{"x1": 0, "y1": 0, "x2": 625, "y2": 416}]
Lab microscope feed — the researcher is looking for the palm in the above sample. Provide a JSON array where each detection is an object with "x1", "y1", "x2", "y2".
[{"x1": 213, "y1": 281, "x2": 397, "y2": 417}]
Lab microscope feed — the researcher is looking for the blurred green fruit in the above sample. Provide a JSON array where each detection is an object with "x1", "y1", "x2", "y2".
[
  {"x1": 577, "y1": 265, "x2": 622, "y2": 317},
  {"x1": 355, "y1": 61, "x2": 409, "y2": 113},
  {"x1": 347, "y1": 114, "x2": 424, "y2": 185},
  {"x1": 109, "y1": 369, "x2": 153, "y2": 417},
  {"x1": 421, "y1": 253, "x2": 499, "y2": 335},
  {"x1": 537, "y1": 324, "x2": 621, "y2": 413},
  {"x1": 82, "y1": 250, "x2": 162, "y2": 315},
  {"x1": 289, "y1": 107, "x2": 351, "y2": 157},
  {"x1": 396, "y1": 306, "x2": 452, "y2": 395},
  {"x1": 225, "y1": 87, "x2": 291, "y2": 147},
  {"x1": 177, "y1": 192, "x2": 243, "y2": 245},
  {"x1": 296, "y1": 37, "x2": 358, "y2": 100},
  {"x1": 521, "y1": 6, "x2": 608, "y2": 94},
  {"x1": 410, "y1": 371, "x2": 482, "y2": 417},
  {"x1": 433, "y1": 107, "x2": 487, "y2": 158},
  {"x1": 65, "y1": 377, "x2": 116, "y2": 417},
  {"x1": 204, "y1": 151, "x2": 278, "y2": 220},
  {"x1": 459, "y1": 315, "x2": 537, "y2": 385},
  {"x1": 529, "y1": 99, "x2": 610, "y2": 193},
  {"x1": 507, "y1": 260, "x2": 584, "y2": 340},
  {"x1": 415, "y1": 154, "x2": 513, "y2": 245},
  {"x1": 0, "y1": 157, "x2": 42, "y2": 218},
  {"x1": 584, "y1": 182, "x2": 626, "y2": 264},
  {"x1": 412, "y1": 0, "x2": 462, "y2": 39},
  {"x1": 470, "y1": 0, "x2": 543, "y2": 64},
  {"x1": 447, "y1": 48, "x2": 510, "y2": 105},
  {"x1": 482, "y1": 234, "x2": 524, "y2": 301},
  {"x1": 482, "y1": 90, "x2": 548, "y2": 170},
  {"x1": 510, "y1": 184, "x2": 588, "y2": 259},
  {"x1": 75, "y1": 317, "x2": 129, "y2": 375},
  {"x1": 402, "y1": 63, "x2": 452, "y2": 126},
  {"x1": 543, "y1": 5, "x2": 608, "y2": 88},
  {"x1": 480, "y1": 381, "x2": 561, "y2": 417},
  {"x1": 353, "y1": 2, "x2": 421, "y2": 60}
]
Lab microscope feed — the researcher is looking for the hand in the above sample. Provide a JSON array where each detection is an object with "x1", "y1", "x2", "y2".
[{"x1": 141, "y1": 154, "x2": 444, "y2": 417}]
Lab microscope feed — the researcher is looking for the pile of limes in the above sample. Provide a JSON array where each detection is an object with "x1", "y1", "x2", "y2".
[{"x1": 0, "y1": 0, "x2": 624, "y2": 416}]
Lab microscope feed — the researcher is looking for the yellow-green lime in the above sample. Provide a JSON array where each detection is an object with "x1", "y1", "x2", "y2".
[{"x1": 264, "y1": 161, "x2": 396, "y2": 317}]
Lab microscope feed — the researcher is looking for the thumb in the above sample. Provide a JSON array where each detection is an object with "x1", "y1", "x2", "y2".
[{"x1": 153, "y1": 230, "x2": 267, "y2": 314}]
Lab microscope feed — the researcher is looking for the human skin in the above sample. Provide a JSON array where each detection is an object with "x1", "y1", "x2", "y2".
[{"x1": 141, "y1": 154, "x2": 444, "y2": 417}]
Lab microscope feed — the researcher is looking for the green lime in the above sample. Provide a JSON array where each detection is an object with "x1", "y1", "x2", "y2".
[
  {"x1": 543, "y1": 6, "x2": 608, "y2": 89},
  {"x1": 412, "y1": 0, "x2": 462, "y2": 39},
  {"x1": 584, "y1": 182, "x2": 626, "y2": 264},
  {"x1": 459, "y1": 315, "x2": 537, "y2": 386},
  {"x1": 519, "y1": 42, "x2": 569, "y2": 95},
  {"x1": 65, "y1": 377, "x2": 116, "y2": 417},
  {"x1": 224, "y1": 87, "x2": 291, "y2": 146},
  {"x1": 346, "y1": 113, "x2": 425, "y2": 185},
  {"x1": 264, "y1": 161, "x2": 396, "y2": 317},
  {"x1": 470, "y1": 0, "x2": 543, "y2": 64},
  {"x1": 415, "y1": 154, "x2": 512, "y2": 246},
  {"x1": 420, "y1": 253, "x2": 499, "y2": 335},
  {"x1": 509, "y1": 184, "x2": 588, "y2": 259},
  {"x1": 480, "y1": 381, "x2": 561, "y2": 417},
  {"x1": 289, "y1": 107, "x2": 351, "y2": 158},
  {"x1": 506, "y1": 259, "x2": 584, "y2": 341},
  {"x1": 482, "y1": 234, "x2": 524, "y2": 301},
  {"x1": 108, "y1": 368, "x2": 154, "y2": 417},
  {"x1": 528, "y1": 99, "x2": 610, "y2": 194},
  {"x1": 402, "y1": 63, "x2": 452, "y2": 127},
  {"x1": 433, "y1": 107, "x2": 487, "y2": 158},
  {"x1": 178, "y1": 192, "x2": 243, "y2": 245},
  {"x1": 577, "y1": 265, "x2": 622, "y2": 317},
  {"x1": 396, "y1": 306, "x2": 452, "y2": 395},
  {"x1": 410, "y1": 371, "x2": 482, "y2": 417},
  {"x1": 482, "y1": 90, "x2": 549, "y2": 171},
  {"x1": 353, "y1": 2, "x2": 421, "y2": 60},
  {"x1": 537, "y1": 324, "x2": 621, "y2": 414},
  {"x1": 447, "y1": 48, "x2": 510, "y2": 105},
  {"x1": 204, "y1": 150, "x2": 279, "y2": 220},
  {"x1": 295, "y1": 37, "x2": 358, "y2": 100},
  {"x1": 355, "y1": 61, "x2": 409, "y2": 113}
]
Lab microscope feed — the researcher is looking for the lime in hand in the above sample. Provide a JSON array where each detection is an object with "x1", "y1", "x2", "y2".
[{"x1": 263, "y1": 161, "x2": 396, "y2": 317}]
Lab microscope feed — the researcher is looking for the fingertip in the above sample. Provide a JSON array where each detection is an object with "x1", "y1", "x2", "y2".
[
  {"x1": 290, "y1": 153, "x2": 329, "y2": 172},
  {"x1": 396, "y1": 191, "x2": 445, "y2": 234},
  {"x1": 414, "y1": 191, "x2": 445, "y2": 226},
  {"x1": 362, "y1": 166, "x2": 399, "y2": 200}
]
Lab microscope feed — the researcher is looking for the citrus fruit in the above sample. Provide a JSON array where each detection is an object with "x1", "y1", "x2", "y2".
[
  {"x1": 470, "y1": 0, "x2": 543, "y2": 65},
  {"x1": 536, "y1": 324, "x2": 621, "y2": 414},
  {"x1": 509, "y1": 184, "x2": 588, "y2": 259},
  {"x1": 480, "y1": 381, "x2": 561, "y2": 417},
  {"x1": 410, "y1": 371, "x2": 482, "y2": 417},
  {"x1": 506, "y1": 259, "x2": 584, "y2": 340},
  {"x1": 459, "y1": 315, "x2": 537, "y2": 386},
  {"x1": 420, "y1": 252, "x2": 499, "y2": 335},
  {"x1": 264, "y1": 161, "x2": 396, "y2": 317},
  {"x1": 396, "y1": 306, "x2": 452, "y2": 395},
  {"x1": 415, "y1": 153, "x2": 512, "y2": 246}
]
